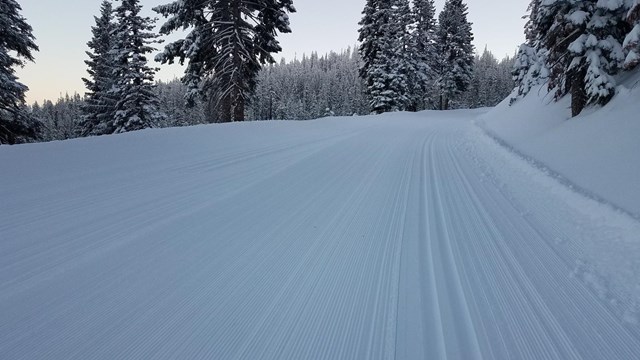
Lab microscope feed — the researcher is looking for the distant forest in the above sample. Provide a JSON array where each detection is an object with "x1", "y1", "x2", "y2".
[{"x1": 29, "y1": 47, "x2": 514, "y2": 142}]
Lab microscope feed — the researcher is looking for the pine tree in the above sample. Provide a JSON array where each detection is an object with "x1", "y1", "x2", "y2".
[
  {"x1": 539, "y1": 0, "x2": 628, "y2": 116},
  {"x1": 568, "y1": 1, "x2": 627, "y2": 109},
  {"x1": 109, "y1": 0, "x2": 163, "y2": 133},
  {"x1": 624, "y1": 0, "x2": 640, "y2": 69},
  {"x1": 411, "y1": 0, "x2": 437, "y2": 110},
  {"x1": 0, "y1": 0, "x2": 39, "y2": 144},
  {"x1": 386, "y1": 0, "x2": 413, "y2": 111},
  {"x1": 434, "y1": 0, "x2": 475, "y2": 110},
  {"x1": 358, "y1": 0, "x2": 393, "y2": 113},
  {"x1": 524, "y1": 0, "x2": 542, "y2": 45},
  {"x1": 512, "y1": 0, "x2": 549, "y2": 101},
  {"x1": 154, "y1": 0, "x2": 295, "y2": 123},
  {"x1": 82, "y1": 0, "x2": 116, "y2": 136},
  {"x1": 358, "y1": 0, "x2": 412, "y2": 113}
]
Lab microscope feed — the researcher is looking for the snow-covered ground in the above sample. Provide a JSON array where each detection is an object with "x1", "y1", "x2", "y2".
[
  {"x1": 2, "y1": 107, "x2": 640, "y2": 359},
  {"x1": 479, "y1": 71, "x2": 640, "y2": 218}
]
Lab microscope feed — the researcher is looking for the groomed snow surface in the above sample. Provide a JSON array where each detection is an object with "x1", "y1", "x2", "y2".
[{"x1": 2, "y1": 107, "x2": 640, "y2": 359}]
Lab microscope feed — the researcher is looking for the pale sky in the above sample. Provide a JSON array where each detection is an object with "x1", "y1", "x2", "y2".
[{"x1": 15, "y1": 0, "x2": 529, "y2": 104}]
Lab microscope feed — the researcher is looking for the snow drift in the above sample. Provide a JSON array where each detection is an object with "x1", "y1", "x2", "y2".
[{"x1": 478, "y1": 71, "x2": 640, "y2": 217}]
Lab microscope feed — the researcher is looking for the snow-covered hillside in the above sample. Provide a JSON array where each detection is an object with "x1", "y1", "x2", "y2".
[
  {"x1": 479, "y1": 71, "x2": 640, "y2": 217},
  {"x1": 2, "y1": 107, "x2": 640, "y2": 359}
]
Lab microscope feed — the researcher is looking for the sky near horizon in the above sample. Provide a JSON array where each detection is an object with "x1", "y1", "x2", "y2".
[{"x1": 15, "y1": 0, "x2": 529, "y2": 104}]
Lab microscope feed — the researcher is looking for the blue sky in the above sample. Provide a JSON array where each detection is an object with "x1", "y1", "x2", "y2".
[{"x1": 16, "y1": 0, "x2": 529, "y2": 104}]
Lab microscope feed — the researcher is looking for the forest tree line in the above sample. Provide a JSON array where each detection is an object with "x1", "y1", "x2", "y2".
[
  {"x1": 2, "y1": 0, "x2": 536, "y2": 144},
  {"x1": 28, "y1": 47, "x2": 514, "y2": 142}
]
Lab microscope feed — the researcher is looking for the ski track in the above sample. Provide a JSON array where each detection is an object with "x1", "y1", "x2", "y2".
[{"x1": 1, "y1": 114, "x2": 639, "y2": 359}]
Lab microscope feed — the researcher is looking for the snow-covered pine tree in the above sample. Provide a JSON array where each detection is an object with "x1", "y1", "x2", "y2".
[
  {"x1": 82, "y1": 0, "x2": 116, "y2": 136},
  {"x1": 358, "y1": 0, "x2": 412, "y2": 113},
  {"x1": 358, "y1": 0, "x2": 397, "y2": 113},
  {"x1": 434, "y1": 0, "x2": 475, "y2": 110},
  {"x1": 109, "y1": 0, "x2": 164, "y2": 133},
  {"x1": 538, "y1": 0, "x2": 589, "y2": 115},
  {"x1": 536, "y1": 0, "x2": 572, "y2": 99},
  {"x1": 568, "y1": 1, "x2": 627, "y2": 109},
  {"x1": 0, "y1": 0, "x2": 39, "y2": 144},
  {"x1": 624, "y1": 0, "x2": 640, "y2": 68},
  {"x1": 359, "y1": 0, "x2": 389, "y2": 113},
  {"x1": 525, "y1": 0, "x2": 542, "y2": 45},
  {"x1": 154, "y1": 0, "x2": 295, "y2": 123},
  {"x1": 387, "y1": 0, "x2": 413, "y2": 111},
  {"x1": 512, "y1": 0, "x2": 549, "y2": 102},
  {"x1": 512, "y1": 44, "x2": 547, "y2": 101},
  {"x1": 540, "y1": 0, "x2": 628, "y2": 116},
  {"x1": 411, "y1": 0, "x2": 437, "y2": 111}
]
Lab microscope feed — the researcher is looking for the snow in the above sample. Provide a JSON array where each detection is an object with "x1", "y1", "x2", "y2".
[
  {"x1": 479, "y1": 72, "x2": 640, "y2": 218},
  {"x1": 568, "y1": 10, "x2": 590, "y2": 25},
  {"x1": 479, "y1": 71, "x2": 640, "y2": 332},
  {"x1": 597, "y1": 0, "x2": 625, "y2": 11},
  {"x1": 2, "y1": 106, "x2": 640, "y2": 358}
]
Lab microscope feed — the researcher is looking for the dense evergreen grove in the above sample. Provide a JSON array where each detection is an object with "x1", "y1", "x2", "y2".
[
  {"x1": 512, "y1": 0, "x2": 640, "y2": 116},
  {"x1": 358, "y1": 0, "x2": 475, "y2": 112}
]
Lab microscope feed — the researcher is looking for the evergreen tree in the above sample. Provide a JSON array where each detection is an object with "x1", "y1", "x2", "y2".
[
  {"x1": 358, "y1": 0, "x2": 386, "y2": 91},
  {"x1": 82, "y1": 0, "x2": 116, "y2": 136},
  {"x1": 624, "y1": 0, "x2": 640, "y2": 69},
  {"x1": 434, "y1": 0, "x2": 475, "y2": 110},
  {"x1": 512, "y1": 0, "x2": 549, "y2": 101},
  {"x1": 386, "y1": 0, "x2": 413, "y2": 111},
  {"x1": 524, "y1": 0, "x2": 542, "y2": 45},
  {"x1": 0, "y1": 0, "x2": 39, "y2": 144},
  {"x1": 154, "y1": 0, "x2": 296, "y2": 123},
  {"x1": 568, "y1": 1, "x2": 626, "y2": 109},
  {"x1": 538, "y1": 0, "x2": 628, "y2": 116},
  {"x1": 411, "y1": 0, "x2": 437, "y2": 110},
  {"x1": 358, "y1": 0, "x2": 412, "y2": 113},
  {"x1": 512, "y1": 44, "x2": 548, "y2": 101},
  {"x1": 512, "y1": 0, "x2": 635, "y2": 116},
  {"x1": 109, "y1": 0, "x2": 163, "y2": 133},
  {"x1": 359, "y1": 0, "x2": 391, "y2": 113}
]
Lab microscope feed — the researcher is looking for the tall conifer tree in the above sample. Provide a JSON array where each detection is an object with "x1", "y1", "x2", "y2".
[
  {"x1": 411, "y1": 0, "x2": 437, "y2": 110},
  {"x1": 436, "y1": 0, "x2": 474, "y2": 110},
  {"x1": 0, "y1": 0, "x2": 39, "y2": 144},
  {"x1": 358, "y1": 0, "x2": 413, "y2": 113},
  {"x1": 434, "y1": 0, "x2": 475, "y2": 110},
  {"x1": 154, "y1": 0, "x2": 295, "y2": 123},
  {"x1": 109, "y1": 0, "x2": 163, "y2": 133},
  {"x1": 624, "y1": 0, "x2": 640, "y2": 69},
  {"x1": 82, "y1": 0, "x2": 116, "y2": 135}
]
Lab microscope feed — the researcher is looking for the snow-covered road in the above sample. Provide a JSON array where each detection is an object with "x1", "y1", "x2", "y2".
[{"x1": 2, "y1": 111, "x2": 640, "y2": 359}]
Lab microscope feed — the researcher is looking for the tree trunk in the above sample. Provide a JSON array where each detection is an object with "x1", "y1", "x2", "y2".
[
  {"x1": 231, "y1": 0, "x2": 244, "y2": 122},
  {"x1": 571, "y1": 68, "x2": 586, "y2": 117},
  {"x1": 233, "y1": 94, "x2": 245, "y2": 122}
]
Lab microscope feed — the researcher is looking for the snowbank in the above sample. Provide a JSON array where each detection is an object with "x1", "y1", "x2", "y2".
[{"x1": 478, "y1": 72, "x2": 640, "y2": 217}]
